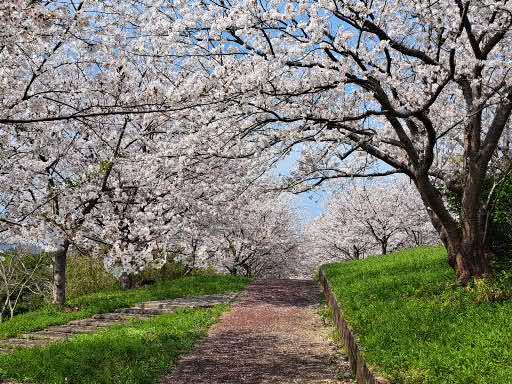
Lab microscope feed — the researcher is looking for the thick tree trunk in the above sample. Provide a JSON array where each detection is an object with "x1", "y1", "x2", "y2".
[
  {"x1": 416, "y1": 169, "x2": 489, "y2": 285},
  {"x1": 426, "y1": 198, "x2": 492, "y2": 284},
  {"x1": 52, "y1": 240, "x2": 70, "y2": 306},
  {"x1": 454, "y1": 149, "x2": 492, "y2": 283},
  {"x1": 380, "y1": 240, "x2": 388, "y2": 255},
  {"x1": 452, "y1": 205, "x2": 491, "y2": 284},
  {"x1": 415, "y1": 167, "x2": 491, "y2": 284},
  {"x1": 446, "y1": 237, "x2": 490, "y2": 285},
  {"x1": 425, "y1": 205, "x2": 491, "y2": 284}
]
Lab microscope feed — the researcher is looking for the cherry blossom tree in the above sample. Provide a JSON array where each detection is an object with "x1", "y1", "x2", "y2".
[
  {"x1": 147, "y1": 0, "x2": 512, "y2": 284},
  {"x1": 304, "y1": 178, "x2": 439, "y2": 270},
  {"x1": 0, "y1": 116, "x2": 144, "y2": 304},
  {"x1": 200, "y1": 194, "x2": 301, "y2": 278},
  {"x1": 0, "y1": 1, "x2": 202, "y2": 304},
  {"x1": 3, "y1": 1, "x2": 512, "y2": 287}
]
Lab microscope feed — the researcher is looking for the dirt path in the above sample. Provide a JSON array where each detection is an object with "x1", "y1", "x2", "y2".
[{"x1": 162, "y1": 279, "x2": 352, "y2": 384}]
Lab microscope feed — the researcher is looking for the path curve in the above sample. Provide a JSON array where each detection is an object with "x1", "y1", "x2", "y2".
[{"x1": 162, "y1": 279, "x2": 352, "y2": 384}]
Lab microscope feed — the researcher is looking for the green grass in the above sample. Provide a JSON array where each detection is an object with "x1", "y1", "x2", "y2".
[
  {"x1": 0, "y1": 306, "x2": 227, "y2": 383},
  {"x1": 0, "y1": 275, "x2": 249, "y2": 340},
  {"x1": 323, "y1": 246, "x2": 512, "y2": 384}
]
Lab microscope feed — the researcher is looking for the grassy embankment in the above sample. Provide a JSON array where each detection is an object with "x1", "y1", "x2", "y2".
[{"x1": 323, "y1": 246, "x2": 512, "y2": 384}]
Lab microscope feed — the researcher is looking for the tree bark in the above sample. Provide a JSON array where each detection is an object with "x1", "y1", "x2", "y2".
[
  {"x1": 444, "y1": 220, "x2": 490, "y2": 285},
  {"x1": 380, "y1": 240, "x2": 388, "y2": 255},
  {"x1": 52, "y1": 240, "x2": 70, "y2": 306},
  {"x1": 415, "y1": 170, "x2": 491, "y2": 284},
  {"x1": 453, "y1": 172, "x2": 491, "y2": 284},
  {"x1": 120, "y1": 273, "x2": 134, "y2": 290},
  {"x1": 352, "y1": 245, "x2": 361, "y2": 260}
]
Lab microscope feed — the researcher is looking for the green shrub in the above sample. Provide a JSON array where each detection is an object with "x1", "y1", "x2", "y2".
[
  {"x1": 488, "y1": 173, "x2": 512, "y2": 264},
  {"x1": 136, "y1": 260, "x2": 189, "y2": 286},
  {"x1": 445, "y1": 171, "x2": 512, "y2": 269},
  {"x1": 67, "y1": 254, "x2": 119, "y2": 298},
  {"x1": 119, "y1": 256, "x2": 220, "y2": 289},
  {"x1": 466, "y1": 270, "x2": 512, "y2": 304}
]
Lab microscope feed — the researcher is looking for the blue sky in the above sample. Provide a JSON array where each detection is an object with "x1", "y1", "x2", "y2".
[
  {"x1": 293, "y1": 189, "x2": 328, "y2": 222},
  {"x1": 273, "y1": 147, "x2": 330, "y2": 223}
]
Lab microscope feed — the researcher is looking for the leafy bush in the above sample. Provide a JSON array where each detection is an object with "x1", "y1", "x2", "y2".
[
  {"x1": 113, "y1": 254, "x2": 220, "y2": 289},
  {"x1": 445, "y1": 171, "x2": 512, "y2": 270},
  {"x1": 466, "y1": 269, "x2": 512, "y2": 304},
  {"x1": 67, "y1": 253, "x2": 119, "y2": 298},
  {"x1": 487, "y1": 174, "x2": 512, "y2": 264},
  {"x1": 135, "y1": 259, "x2": 189, "y2": 286}
]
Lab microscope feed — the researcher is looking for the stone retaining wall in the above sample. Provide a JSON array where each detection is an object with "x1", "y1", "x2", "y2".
[{"x1": 319, "y1": 269, "x2": 390, "y2": 384}]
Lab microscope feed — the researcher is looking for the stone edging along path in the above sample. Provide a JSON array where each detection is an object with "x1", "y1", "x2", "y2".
[
  {"x1": 319, "y1": 270, "x2": 390, "y2": 384},
  {"x1": 0, "y1": 293, "x2": 238, "y2": 354}
]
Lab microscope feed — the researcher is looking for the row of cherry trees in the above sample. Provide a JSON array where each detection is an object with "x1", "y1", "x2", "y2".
[
  {"x1": 150, "y1": 0, "x2": 510, "y2": 284},
  {"x1": 303, "y1": 178, "x2": 439, "y2": 268},
  {"x1": 0, "y1": 0, "x2": 301, "y2": 303},
  {"x1": 1, "y1": 0, "x2": 511, "y2": 300},
  {"x1": 0, "y1": 109, "x2": 301, "y2": 304}
]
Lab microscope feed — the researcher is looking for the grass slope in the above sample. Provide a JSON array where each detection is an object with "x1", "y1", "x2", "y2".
[
  {"x1": 0, "y1": 275, "x2": 249, "y2": 340},
  {"x1": 0, "y1": 306, "x2": 227, "y2": 383},
  {"x1": 323, "y1": 247, "x2": 512, "y2": 384}
]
